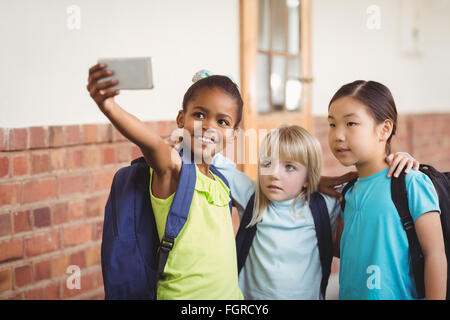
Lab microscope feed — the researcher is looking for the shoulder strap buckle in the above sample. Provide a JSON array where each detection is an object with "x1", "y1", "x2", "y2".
[
  {"x1": 160, "y1": 235, "x2": 175, "y2": 251},
  {"x1": 402, "y1": 219, "x2": 414, "y2": 231}
]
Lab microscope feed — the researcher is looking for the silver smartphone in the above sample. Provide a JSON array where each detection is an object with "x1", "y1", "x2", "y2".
[{"x1": 97, "y1": 57, "x2": 154, "y2": 90}]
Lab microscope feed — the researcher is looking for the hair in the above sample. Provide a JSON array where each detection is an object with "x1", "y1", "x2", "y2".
[
  {"x1": 328, "y1": 80, "x2": 398, "y2": 155},
  {"x1": 248, "y1": 125, "x2": 323, "y2": 227},
  {"x1": 182, "y1": 75, "x2": 243, "y2": 128}
]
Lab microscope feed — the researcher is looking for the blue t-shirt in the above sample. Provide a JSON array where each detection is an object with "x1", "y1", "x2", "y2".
[
  {"x1": 339, "y1": 167, "x2": 441, "y2": 300},
  {"x1": 211, "y1": 153, "x2": 340, "y2": 299},
  {"x1": 239, "y1": 195, "x2": 340, "y2": 300}
]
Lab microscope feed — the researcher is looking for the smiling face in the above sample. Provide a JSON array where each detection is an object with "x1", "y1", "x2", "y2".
[
  {"x1": 176, "y1": 87, "x2": 238, "y2": 161},
  {"x1": 328, "y1": 96, "x2": 391, "y2": 170},
  {"x1": 259, "y1": 156, "x2": 308, "y2": 202}
]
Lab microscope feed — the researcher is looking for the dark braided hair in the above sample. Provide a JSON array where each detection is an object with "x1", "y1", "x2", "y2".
[
  {"x1": 182, "y1": 75, "x2": 243, "y2": 128},
  {"x1": 329, "y1": 80, "x2": 398, "y2": 155}
]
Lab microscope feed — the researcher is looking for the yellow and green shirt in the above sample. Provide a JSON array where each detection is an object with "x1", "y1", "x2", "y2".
[{"x1": 149, "y1": 166, "x2": 243, "y2": 300}]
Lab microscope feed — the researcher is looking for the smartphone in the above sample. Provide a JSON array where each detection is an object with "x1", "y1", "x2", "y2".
[{"x1": 97, "y1": 57, "x2": 154, "y2": 90}]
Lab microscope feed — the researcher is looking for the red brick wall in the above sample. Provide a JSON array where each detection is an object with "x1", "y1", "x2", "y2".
[
  {"x1": 0, "y1": 121, "x2": 177, "y2": 299},
  {"x1": 0, "y1": 112, "x2": 448, "y2": 299}
]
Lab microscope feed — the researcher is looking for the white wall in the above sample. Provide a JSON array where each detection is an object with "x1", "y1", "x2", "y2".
[
  {"x1": 2, "y1": 0, "x2": 448, "y2": 128},
  {"x1": 0, "y1": 0, "x2": 239, "y2": 128},
  {"x1": 312, "y1": 0, "x2": 450, "y2": 116}
]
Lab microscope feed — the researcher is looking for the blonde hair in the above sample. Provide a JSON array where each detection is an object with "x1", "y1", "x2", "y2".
[{"x1": 248, "y1": 125, "x2": 323, "y2": 227}]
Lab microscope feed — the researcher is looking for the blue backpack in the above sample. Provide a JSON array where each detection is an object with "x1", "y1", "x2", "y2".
[
  {"x1": 235, "y1": 192, "x2": 333, "y2": 299},
  {"x1": 101, "y1": 155, "x2": 232, "y2": 300}
]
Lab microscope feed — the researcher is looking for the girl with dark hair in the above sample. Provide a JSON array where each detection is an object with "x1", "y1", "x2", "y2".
[
  {"x1": 87, "y1": 66, "x2": 243, "y2": 299},
  {"x1": 328, "y1": 80, "x2": 447, "y2": 300}
]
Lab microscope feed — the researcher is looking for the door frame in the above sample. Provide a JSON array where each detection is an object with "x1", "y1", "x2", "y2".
[{"x1": 239, "y1": 0, "x2": 313, "y2": 179}]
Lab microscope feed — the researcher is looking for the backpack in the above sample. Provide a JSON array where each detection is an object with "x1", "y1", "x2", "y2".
[
  {"x1": 101, "y1": 155, "x2": 232, "y2": 300},
  {"x1": 235, "y1": 192, "x2": 333, "y2": 299},
  {"x1": 341, "y1": 164, "x2": 450, "y2": 299}
]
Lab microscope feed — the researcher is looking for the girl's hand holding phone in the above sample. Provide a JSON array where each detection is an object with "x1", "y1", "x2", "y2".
[{"x1": 86, "y1": 63, "x2": 120, "y2": 114}]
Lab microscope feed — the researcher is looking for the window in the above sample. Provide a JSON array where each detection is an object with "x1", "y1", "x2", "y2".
[
  {"x1": 239, "y1": 0, "x2": 312, "y2": 178},
  {"x1": 257, "y1": 0, "x2": 304, "y2": 113}
]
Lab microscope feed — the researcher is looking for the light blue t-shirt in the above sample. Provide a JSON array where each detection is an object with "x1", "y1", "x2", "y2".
[
  {"x1": 212, "y1": 153, "x2": 340, "y2": 300},
  {"x1": 339, "y1": 167, "x2": 441, "y2": 300}
]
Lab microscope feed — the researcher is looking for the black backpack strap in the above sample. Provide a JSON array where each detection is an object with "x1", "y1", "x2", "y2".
[
  {"x1": 391, "y1": 171, "x2": 425, "y2": 298},
  {"x1": 340, "y1": 179, "x2": 357, "y2": 212},
  {"x1": 309, "y1": 192, "x2": 333, "y2": 299},
  {"x1": 235, "y1": 193, "x2": 257, "y2": 274}
]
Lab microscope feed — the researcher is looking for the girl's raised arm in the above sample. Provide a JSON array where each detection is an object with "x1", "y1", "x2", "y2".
[{"x1": 86, "y1": 63, "x2": 181, "y2": 175}]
